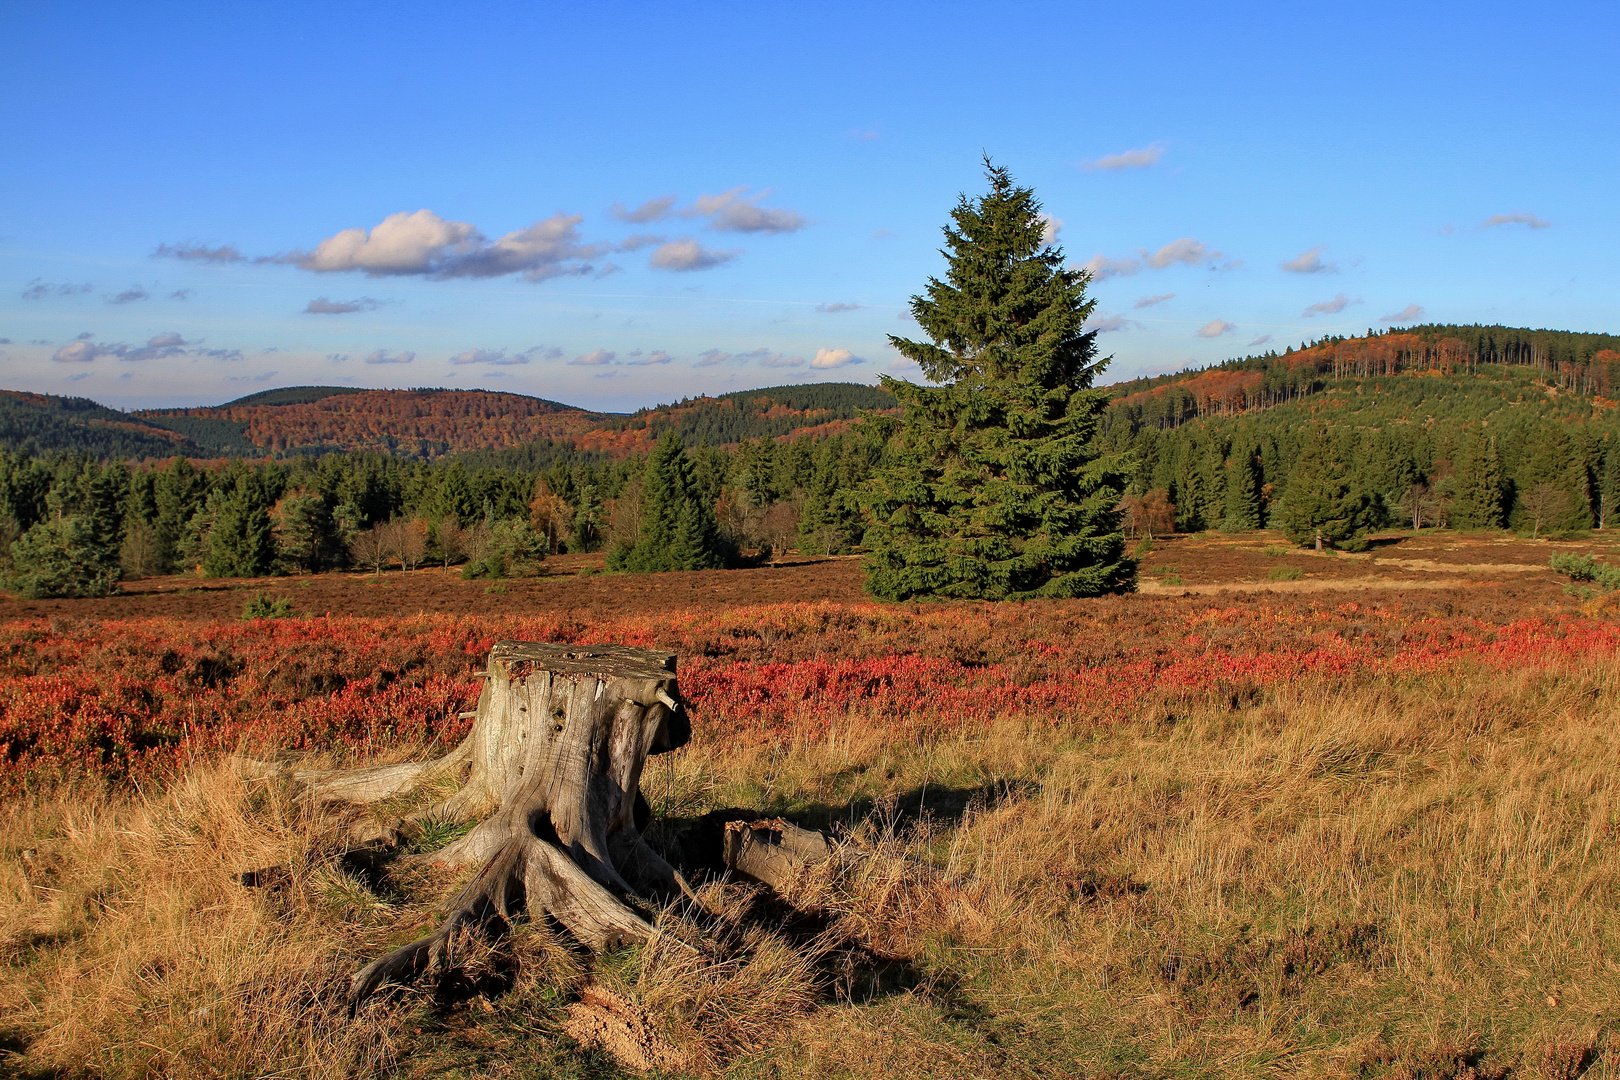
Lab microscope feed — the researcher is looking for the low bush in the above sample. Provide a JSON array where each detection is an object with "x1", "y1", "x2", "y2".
[{"x1": 241, "y1": 594, "x2": 295, "y2": 620}]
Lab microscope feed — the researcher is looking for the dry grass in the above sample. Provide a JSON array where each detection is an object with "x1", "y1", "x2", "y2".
[{"x1": 5, "y1": 656, "x2": 1619, "y2": 1078}]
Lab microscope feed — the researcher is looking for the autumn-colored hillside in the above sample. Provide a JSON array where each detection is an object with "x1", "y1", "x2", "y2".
[
  {"x1": 1103, "y1": 323, "x2": 1620, "y2": 431},
  {"x1": 137, "y1": 388, "x2": 606, "y2": 457}
]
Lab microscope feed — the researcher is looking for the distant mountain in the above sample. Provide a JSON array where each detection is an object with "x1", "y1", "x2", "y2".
[{"x1": 0, "y1": 382, "x2": 899, "y2": 461}]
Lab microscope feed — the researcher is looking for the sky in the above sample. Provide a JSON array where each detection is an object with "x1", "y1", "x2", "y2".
[{"x1": 2, "y1": 1, "x2": 1616, "y2": 413}]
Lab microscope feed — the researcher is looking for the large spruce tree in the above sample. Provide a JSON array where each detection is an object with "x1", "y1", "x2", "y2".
[{"x1": 862, "y1": 161, "x2": 1134, "y2": 600}]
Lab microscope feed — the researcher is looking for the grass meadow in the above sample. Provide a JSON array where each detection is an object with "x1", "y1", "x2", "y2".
[{"x1": 2, "y1": 532, "x2": 1617, "y2": 1078}]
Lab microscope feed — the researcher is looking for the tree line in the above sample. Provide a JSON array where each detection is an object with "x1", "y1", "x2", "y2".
[
  {"x1": 1103, "y1": 325, "x2": 1620, "y2": 434},
  {"x1": 0, "y1": 421, "x2": 886, "y2": 597},
  {"x1": 1106, "y1": 390, "x2": 1620, "y2": 549}
]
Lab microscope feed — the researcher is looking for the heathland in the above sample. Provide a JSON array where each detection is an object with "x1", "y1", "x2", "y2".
[{"x1": 2, "y1": 532, "x2": 1618, "y2": 1078}]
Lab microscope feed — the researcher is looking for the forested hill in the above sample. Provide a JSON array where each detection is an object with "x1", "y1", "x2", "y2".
[
  {"x1": 1097, "y1": 324, "x2": 1620, "y2": 540},
  {"x1": 0, "y1": 391, "x2": 201, "y2": 460},
  {"x1": 134, "y1": 388, "x2": 606, "y2": 459},
  {"x1": 600, "y1": 383, "x2": 897, "y2": 446},
  {"x1": 1102, "y1": 323, "x2": 1620, "y2": 432},
  {"x1": 0, "y1": 382, "x2": 898, "y2": 461}
]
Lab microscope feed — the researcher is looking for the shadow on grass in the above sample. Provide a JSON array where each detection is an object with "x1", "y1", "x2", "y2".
[{"x1": 0, "y1": 1030, "x2": 65, "y2": 1080}]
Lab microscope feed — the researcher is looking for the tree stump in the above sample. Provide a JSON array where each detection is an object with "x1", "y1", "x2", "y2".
[{"x1": 340, "y1": 642, "x2": 695, "y2": 1009}]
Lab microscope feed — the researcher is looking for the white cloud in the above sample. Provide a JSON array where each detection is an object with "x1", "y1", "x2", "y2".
[
  {"x1": 364, "y1": 350, "x2": 415, "y2": 364},
  {"x1": 21, "y1": 280, "x2": 93, "y2": 300},
  {"x1": 449, "y1": 348, "x2": 527, "y2": 366},
  {"x1": 1280, "y1": 244, "x2": 1337, "y2": 274},
  {"x1": 1079, "y1": 238, "x2": 1222, "y2": 280},
  {"x1": 50, "y1": 336, "x2": 199, "y2": 363},
  {"x1": 1085, "y1": 314, "x2": 1133, "y2": 333},
  {"x1": 1480, "y1": 212, "x2": 1550, "y2": 230},
  {"x1": 616, "y1": 233, "x2": 666, "y2": 251},
  {"x1": 439, "y1": 215, "x2": 605, "y2": 280},
  {"x1": 108, "y1": 286, "x2": 149, "y2": 304},
  {"x1": 1379, "y1": 303, "x2": 1425, "y2": 323},
  {"x1": 1196, "y1": 319, "x2": 1235, "y2": 338},
  {"x1": 816, "y1": 302, "x2": 861, "y2": 313},
  {"x1": 1083, "y1": 144, "x2": 1165, "y2": 171},
  {"x1": 296, "y1": 209, "x2": 477, "y2": 275},
  {"x1": 1145, "y1": 238, "x2": 1221, "y2": 269},
  {"x1": 1246, "y1": 335, "x2": 1274, "y2": 348},
  {"x1": 304, "y1": 296, "x2": 381, "y2": 314},
  {"x1": 1302, "y1": 293, "x2": 1353, "y2": 316},
  {"x1": 623, "y1": 350, "x2": 673, "y2": 366},
  {"x1": 289, "y1": 210, "x2": 607, "y2": 281},
  {"x1": 610, "y1": 195, "x2": 676, "y2": 223},
  {"x1": 695, "y1": 349, "x2": 731, "y2": 367},
  {"x1": 811, "y1": 347, "x2": 862, "y2": 369},
  {"x1": 649, "y1": 238, "x2": 739, "y2": 272},
  {"x1": 1038, "y1": 213, "x2": 1062, "y2": 246},
  {"x1": 759, "y1": 353, "x2": 804, "y2": 368},
  {"x1": 1079, "y1": 254, "x2": 1141, "y2": 280},
  {"x1": 1133, "y1": 293, "x2": 1175, "y2": 308},
  {"x1": 684, "y1": 188, "x2": 807, "y2": 234},
  {"x1": 53, "y1": 340, "x2": 119, "y2": 362},
  {"x1": 153, "y1": 241, "x2": 244, "y2": 263},
  {"x1": 570, "y1": 349, "x2": 616, "y2": 366}
]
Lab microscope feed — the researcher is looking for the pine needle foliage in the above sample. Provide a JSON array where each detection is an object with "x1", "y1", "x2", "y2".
[
  {"x1": 862, "y1": 161, "x2": 1135, "y2": 600},
  {"x1": 608, "y1": 432, "x2": 724, "y2": 573}
]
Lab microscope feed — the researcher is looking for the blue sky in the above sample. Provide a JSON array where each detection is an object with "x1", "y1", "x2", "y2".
[{"x1": 2, "y1": 1, "x2": 1615, "y2": 412}]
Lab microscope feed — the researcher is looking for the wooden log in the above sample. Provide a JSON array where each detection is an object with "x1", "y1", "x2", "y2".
[
  {"x1": 721, "y1": 818, "x2": 833, "y2": 890},
  {"x1": 346, "y1": 641, "x2": 694, "y2": 1010}
]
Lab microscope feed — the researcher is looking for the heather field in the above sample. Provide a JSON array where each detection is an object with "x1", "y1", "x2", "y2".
[{"x1": 2, "y1": 533, "x2": 1618, "y2": 1079}]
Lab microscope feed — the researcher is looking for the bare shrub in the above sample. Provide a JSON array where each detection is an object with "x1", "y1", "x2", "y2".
[
  {"x1": 347, "y1": 522, "x2": 393, "y2": 577},
  {"x1": 436, "y1": 519, "x2": 465, "y2": 567},
  {"x1": 393, "y1": 518, "x2": 429, "y2": 571}
]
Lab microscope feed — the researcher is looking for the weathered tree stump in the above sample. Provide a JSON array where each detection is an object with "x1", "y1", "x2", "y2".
[{"x1": 329, "y1": 642, "x2": 696, "y2": 1009}]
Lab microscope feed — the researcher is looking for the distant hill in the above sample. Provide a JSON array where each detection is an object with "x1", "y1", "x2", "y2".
[
  {"x1": 135, "y1": 388, "x2": 607, "y2": 459},
  {"x1": 219, "y1": 385, "x2": 369, "y2": 407},
  {"x1": 601, "y1": 382, "x2": 898, "y2": 446},
  {"x1": 0, "y1": 381, "x2": 899, "y2": 461},
  {"x1": 0, "y1": 390, "x2": 200, "y2": 459},
  {"x1": 1101, "y1": 323, "x2": 1620, "y2": 432}
]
